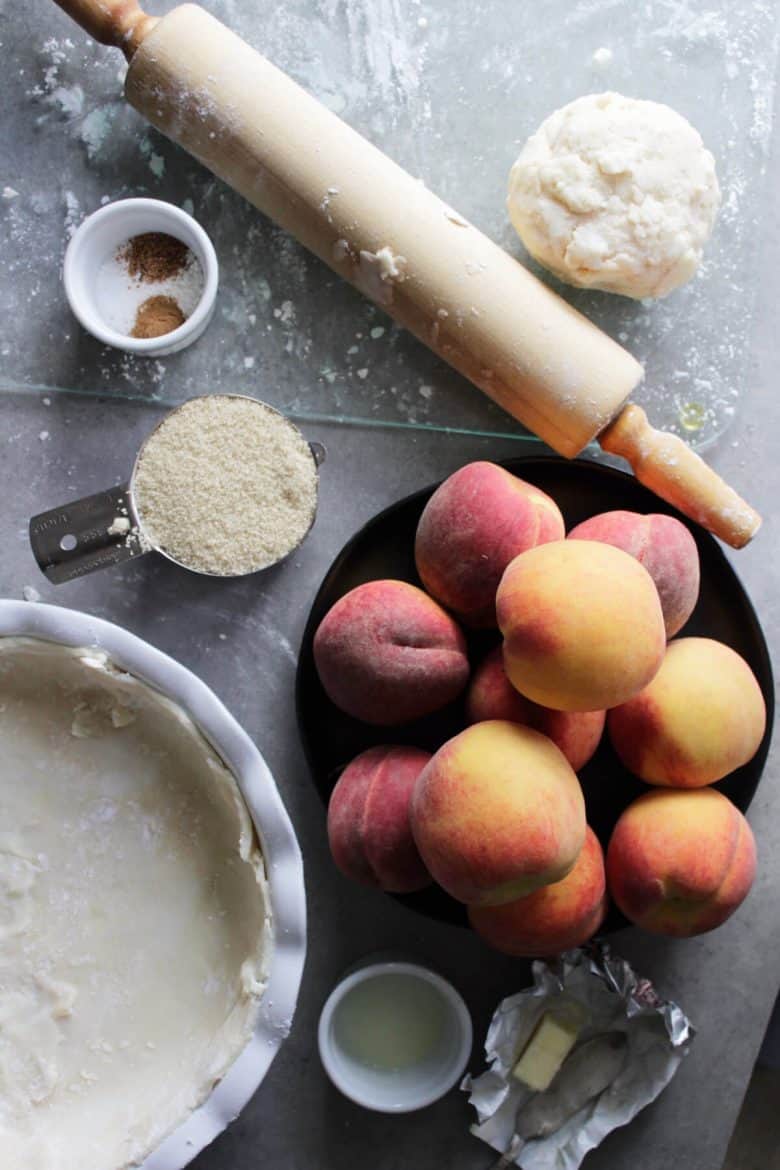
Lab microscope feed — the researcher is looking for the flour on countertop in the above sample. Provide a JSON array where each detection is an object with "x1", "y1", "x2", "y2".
[
  {"x1": 590, "y1": 46, "x2": 613, "y2": 67},
  {"x1": 1, "y1": 2, "x2": 778, "y2": 448},
  {"x1": 273, "y1": 300, "x2": 296, "y2": 325}
]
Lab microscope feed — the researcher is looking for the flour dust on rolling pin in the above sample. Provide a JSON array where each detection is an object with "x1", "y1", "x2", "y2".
[{"x1": 123, "y1": 4, "x2": 643, "y2": 457}]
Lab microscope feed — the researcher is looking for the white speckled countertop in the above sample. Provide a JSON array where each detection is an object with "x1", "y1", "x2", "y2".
[
  {"x1": 2, "y1": 0, "x2": 778, "y2": 447},
  {"x1": 0, "y1": 2, "x2": 778, "y2": 1169}
]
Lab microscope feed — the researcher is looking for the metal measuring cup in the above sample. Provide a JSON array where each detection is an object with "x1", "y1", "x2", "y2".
[{"x1": 29, "y1": 396, "x2": 325, "y2": 584}]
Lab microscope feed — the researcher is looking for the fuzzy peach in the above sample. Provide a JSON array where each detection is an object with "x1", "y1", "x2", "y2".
[
  {"x1": 568, "y1": 510, "x2": 700, "y2": 637},
  {"x1": 313, "y1": 580, "x2": 469, "y2": 725},
  {"x1": 497, "y1": 540, "x2": 666, "y2": 712},
  {"x1": 468, "y1": 827, "x2": 607, "y2": 956},
  {"x1": 608, "y1": 637, "x2": 766, "y2": 787},
  {"x1": 327, "y1": 746, "x2": 432, "y2": 893},
  {"x1": 415, "y1": 462, "x2": 564, "y2": 627},
  {"x1": 410, "y1": 720, "x2": 586, "y2": 906},
  {"x1": 466, "y1": 646, "x2": 605, "y2": 770},
  {"x1": 606, "y1": 789, "x2": 756, "y2": 937}
]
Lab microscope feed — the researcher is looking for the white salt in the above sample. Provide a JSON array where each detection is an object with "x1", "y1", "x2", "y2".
[{"x1": 95, "y1": 245, "x2": 204, "y2": 337}]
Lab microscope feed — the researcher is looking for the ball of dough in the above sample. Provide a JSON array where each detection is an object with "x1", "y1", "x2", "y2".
[{"x1": 507, "y1": 92, "x2": 720, "y2": 299}]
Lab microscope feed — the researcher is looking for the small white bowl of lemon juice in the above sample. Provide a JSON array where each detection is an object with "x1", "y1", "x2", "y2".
[{"x1": 318, "y1": 960, "x2": 473, "y2": 1112}]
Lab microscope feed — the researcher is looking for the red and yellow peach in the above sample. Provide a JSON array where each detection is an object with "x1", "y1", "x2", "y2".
[
  {"x1": 568, "y1": 510, "x2": 700, "y2": 638},
  {"x1": 466, "y1": 646, "x2": 605, "y2": 770},
  {"x1": 410, "y1": 720, "x2": 586, "y2": 906},
  {"x1": 608, "y1": 638, "x2": 766, "y2": 787},
  {"x1": 606, "y1": 789, "x2": 756, "y2": 937},
  {"x1": 415, "y1": 462, "x2": 564, "y2": 627},
  {"x1": 313, "y1": 579, "x2": 469, "y2": 725},
  {"x1": 327, "y1": 746, "x2": 432, "y2": 893},
  {"x1": 497, "y1": 540, "x2": 666, "y2": 712},
  {"x1": 468, "y1": 827, "x2": 607, "y2": 956}
]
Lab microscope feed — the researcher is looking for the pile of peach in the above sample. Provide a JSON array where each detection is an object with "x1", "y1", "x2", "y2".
[{"x1": 314, "y1": 462, "x2": 766, "y2": 956}]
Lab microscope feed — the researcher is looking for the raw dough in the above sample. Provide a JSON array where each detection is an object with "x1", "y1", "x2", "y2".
[
  {"x1": 354, "y1": 246, "x2": 407, "y2": 306},
  {"x1": 507, "y1": 92, "x2": 720, "y2": 299},
  {"x1": 0, "y1": 638, "x2": 271, "y2": 1170}
]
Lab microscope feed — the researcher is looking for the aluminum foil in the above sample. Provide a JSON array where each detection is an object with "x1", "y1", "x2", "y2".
[{"x1": 463, "y1": 943, "x2": 694, "y2": 1170}]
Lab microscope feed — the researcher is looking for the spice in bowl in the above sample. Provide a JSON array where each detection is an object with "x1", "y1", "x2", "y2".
[
  {"x1": 121, "y1": 231, "x2": 190, "y2": 282},
  {"x1": 131, "y1": 294, "x2": 186, "y2": 339},
  {"x1": 132, "y1": 396, "x2": 319, "y2": 576},
  {"x1": 96, "y1": 230, "x2": 205, "y2": 340}
]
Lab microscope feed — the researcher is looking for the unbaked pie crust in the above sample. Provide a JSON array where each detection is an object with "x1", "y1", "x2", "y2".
[{"x1": 0, "y1": 638, "x2": 271, "y2": 1169}]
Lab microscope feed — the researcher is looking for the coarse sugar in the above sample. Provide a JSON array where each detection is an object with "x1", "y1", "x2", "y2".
[{"x1": 132, "y1": 396, "x2": 318, "y2": 575}]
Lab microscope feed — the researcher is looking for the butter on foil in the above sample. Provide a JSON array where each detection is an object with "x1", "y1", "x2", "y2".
[{"x1": 463, "y1": 944, "x2": 694, "y2": 1170}]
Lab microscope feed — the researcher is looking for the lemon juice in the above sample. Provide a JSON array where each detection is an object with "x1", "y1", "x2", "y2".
[{"x1": 332, "y1": 972, "x2": 449, "y2": 1073}]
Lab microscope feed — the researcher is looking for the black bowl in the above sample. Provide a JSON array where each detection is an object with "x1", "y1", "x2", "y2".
[{"x1": 296, "y1": 457, "x2": 774, "y2": 929}]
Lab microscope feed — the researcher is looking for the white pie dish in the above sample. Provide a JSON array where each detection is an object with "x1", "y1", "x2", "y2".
[{"x1": 0, "y1": 600, "x2": 306, "y2": 1170}]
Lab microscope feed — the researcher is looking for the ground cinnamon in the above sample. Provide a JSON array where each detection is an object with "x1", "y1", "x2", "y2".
[
  {"x1": 131, "y1": 294, "x2": 186, "y2": 339},
  {"x1": 119, "y1": 232, "x2": 190, "y2": 283}
]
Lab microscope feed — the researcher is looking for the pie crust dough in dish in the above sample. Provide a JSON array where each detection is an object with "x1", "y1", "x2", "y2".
[{"x1": 0, "y1": 637, "x2": 272, "y2": 1170}]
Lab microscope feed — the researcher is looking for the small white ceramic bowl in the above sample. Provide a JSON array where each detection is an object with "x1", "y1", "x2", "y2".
[
  {"x1": 63, "y1": 198, "x2": 219, "y2": 357},
  {"x1": 0, "y1": 601, "x2": 306, "y2": 1170},
  {"x1": 318, "y1": 960, "x2": 473, "y2": 1113}
]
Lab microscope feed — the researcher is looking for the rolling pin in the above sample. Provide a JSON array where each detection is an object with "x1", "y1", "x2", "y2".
[{"x1": 51, "y1": 0, "x2": 760, "y2": 547}]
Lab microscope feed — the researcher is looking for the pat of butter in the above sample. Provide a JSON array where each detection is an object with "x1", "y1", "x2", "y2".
[{"x1": 512, "y1": 1001, "x2": 587, "y2": 1092}]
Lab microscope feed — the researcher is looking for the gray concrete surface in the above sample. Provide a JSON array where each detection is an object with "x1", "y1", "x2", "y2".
[
  {"x1": 760, "y1": 994, "x2": 780, "y2": 1069},
  {"x1": 724, "y1": 1067, "x2": 780, "y2": 1170},
  {"x1": 1, "y1": 3, "x2": 779, "y2": 1170}
]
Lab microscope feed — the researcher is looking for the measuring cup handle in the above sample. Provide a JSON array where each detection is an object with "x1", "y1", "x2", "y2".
[{"x1": 29, "y1": 485, "x2": 149, "y2": 585}]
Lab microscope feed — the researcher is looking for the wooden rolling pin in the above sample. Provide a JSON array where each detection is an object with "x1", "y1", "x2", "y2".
[{"x1": 52, "y1": 0, "x2": 760, "y2": 547}]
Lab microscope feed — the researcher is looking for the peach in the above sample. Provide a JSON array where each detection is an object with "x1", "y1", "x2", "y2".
[
  {"x1": 497, "y1": 541, "x2": 666, "y2": 712},
  {"x1": 410, "y1": 720, "x2": 586, "y2": 906},
  {"x1": 606, "y1": 789, "x2": 756, "y2": 937},
  {"x1": 608, "y1": 637, "x2": 766, "y2": 787},
  {"x1": 568, "y1": 510, "x2": 700, "y2": 637},
  {"x1": 466, "y1": 646, "x2": 605, "y2": 770},
  {"x1": 313, "y1": 580, "x2": 469, "y2": 725},
  {"x1": 415, "y1": 462, "x2": 564, "y2": 627},
  {"x1": 468, "y1": 827, "x2": 607, "y2": 956},
  {"x1": 327, "y1": 746, "x2": 432, "y2": 893}
]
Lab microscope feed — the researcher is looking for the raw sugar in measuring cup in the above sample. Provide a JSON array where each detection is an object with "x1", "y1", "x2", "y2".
[{"x1": 29, "y1": 395, "x2": 324, "y2": 584}]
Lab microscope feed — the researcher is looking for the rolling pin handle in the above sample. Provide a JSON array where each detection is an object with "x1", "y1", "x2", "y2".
[
  {"x1": 599, "y1": 403, "x2": 761, "y2": 549},
  {"x1": 51, "y1": 0, "x2": 158, "y2": 59}
]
